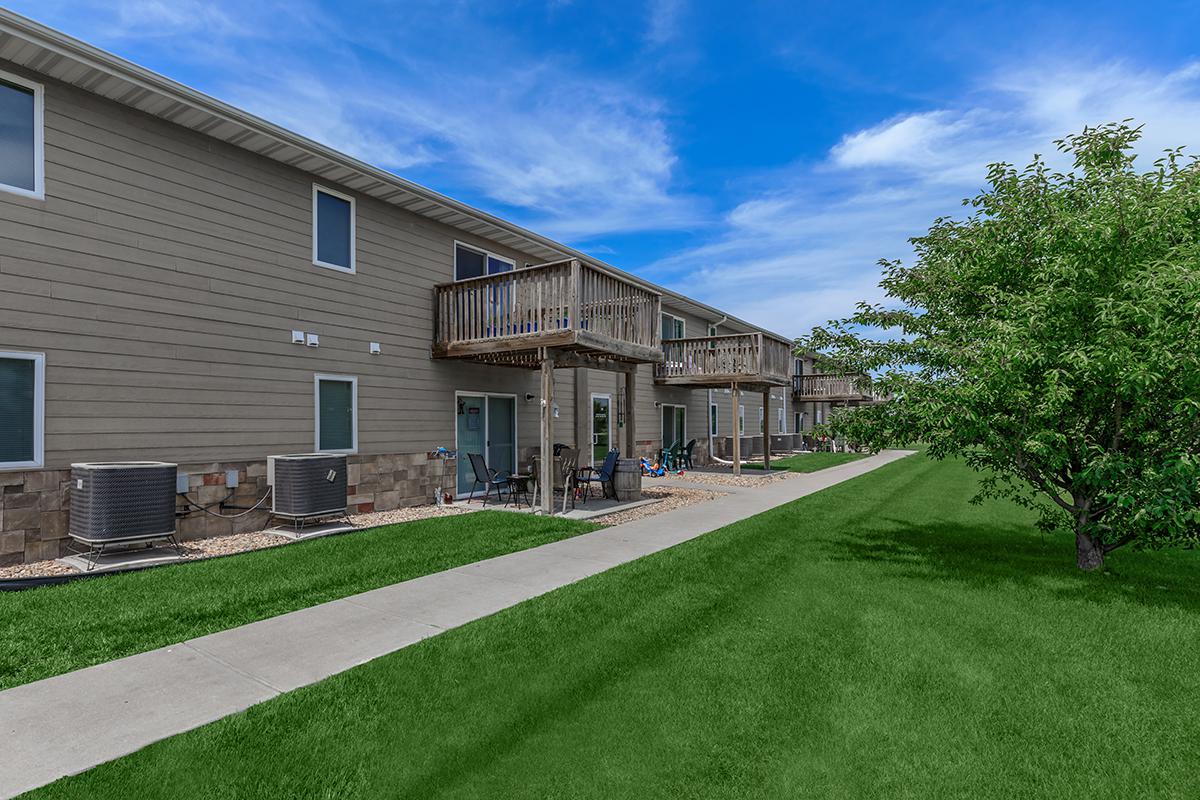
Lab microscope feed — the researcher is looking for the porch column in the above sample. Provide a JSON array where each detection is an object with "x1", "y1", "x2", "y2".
[
  {"x1": 540, "y1": 349, "x2": 555, "y2": 515},
  {"x1": 762, "y1": 388, "x2": 771, "y2": 473},
  {"x1": 574, "y1": 369, "x2": 589, "y2": 455},
  {"x1": 624, "y1": 367, "x2": 637, "y2": 456},
  {"x1": 731, "y1": 382, "x2": 741, "y2": 476}
]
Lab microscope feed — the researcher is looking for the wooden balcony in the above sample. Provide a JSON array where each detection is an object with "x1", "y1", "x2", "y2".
[
  {"x1": 792, "y1": 373, "x2": 879, "y2": 403},
  {"x1": 433, "y1": 259, "x2": 663, "y2": 367},
  {"x1": 654, "y1": 333, "x2": 792, "y2": 389}
]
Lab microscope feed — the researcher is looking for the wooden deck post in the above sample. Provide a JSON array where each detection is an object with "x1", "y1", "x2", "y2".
[
  {"x1": 731, "y1": 382, "x2": 741, "y2": 476},
  {"x1": 624, "y1": 367, "x2": 637, "y2": 457},
  {"x1": 762, "y1": 388, "x2": 771, "y2": 473},
  {"x1": 540, "y1": 348, "x2": 555, "y2": 515}
]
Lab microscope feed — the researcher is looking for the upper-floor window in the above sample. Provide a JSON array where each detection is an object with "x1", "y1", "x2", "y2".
[
  {"x1": 455, "y1": 242, "x2": 514, "y2": 280},
  {"x1": 661, "y1": 312, "x2": 685, "y2": 341},
  {"x1": 0, "y1": 351, "x2": 45, "y2": 470},
  {"x1": 794, "y1": 357, "x2": 804, "y2": 375},
  {"x1": 0, "y1": 71, "x2": 44, "y2": 200},
  {"x1": 312, "y1": 185, "x2": 355, "y2": 273}
]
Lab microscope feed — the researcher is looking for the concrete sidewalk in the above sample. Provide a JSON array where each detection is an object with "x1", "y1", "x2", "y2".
[{"x1": 0, "y1": 450, "x2": 914, "y2": 798}]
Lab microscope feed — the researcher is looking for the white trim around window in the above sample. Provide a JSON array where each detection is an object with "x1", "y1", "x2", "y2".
[
  {"x1": 661, "y1": 311, "x2": 686, "y2": 340},
  {"x1": 311, "y1": 184, "x2": 356, "y2": 273},
  {"x1": 0, "y1": 351, "x2": 45, "y2": 470},
  {"x1": 0, "y1": 69, "x2": 45, "y2": 201},
  {"x1": 453, "y1": 240, "x2": 516, "y2": 281},
  {"x1": 313, "y1": 373, "x2": 358, "y2": 454}
]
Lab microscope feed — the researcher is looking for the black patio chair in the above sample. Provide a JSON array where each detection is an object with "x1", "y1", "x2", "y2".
[
  {"x1": 681, "y1": 439, "x2": 697, "y2": 469},
  {"x1": 467, "y1": 452, "x2": 510, "y2": 507},
  {"x1": 577, "y1": 449, "x2": 619, "y2": 502}
]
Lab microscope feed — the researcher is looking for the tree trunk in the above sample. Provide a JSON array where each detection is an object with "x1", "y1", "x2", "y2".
[{"x1": 1075, "y1": 530, "x2": 1105, "y2": 571}]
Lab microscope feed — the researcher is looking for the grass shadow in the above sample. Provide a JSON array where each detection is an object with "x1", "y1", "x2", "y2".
[{"x1": 826, "y1": 516, "x2": 1200, "y2": 615}]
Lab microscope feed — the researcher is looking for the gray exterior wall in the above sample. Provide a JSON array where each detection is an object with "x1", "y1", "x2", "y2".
[{"x1": 3, "y1": 61, "x2": 809, "y2": 562}]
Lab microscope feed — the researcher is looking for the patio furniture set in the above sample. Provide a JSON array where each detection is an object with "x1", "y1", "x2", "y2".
[{"x1": 466, "y1": 448, "x2": 621, "y2": 512}]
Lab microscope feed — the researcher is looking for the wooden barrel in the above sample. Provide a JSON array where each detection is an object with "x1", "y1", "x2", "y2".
[{"x1": 613, "y1": 458, "x2": 642, "y2": 502}]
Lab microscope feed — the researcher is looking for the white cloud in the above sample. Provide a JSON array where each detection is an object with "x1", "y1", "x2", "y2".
[
  {"x1": 646, "y1": 59, "x2": 1200, "y2": 338},
  {"x1": 15, "y1": 0, "x2": 699, "y2": 240}
]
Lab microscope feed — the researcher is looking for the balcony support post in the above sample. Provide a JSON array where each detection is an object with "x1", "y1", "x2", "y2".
[
  {"x1": 762, "y1": 388, "x2": 771, "y2": 473},
  {"x1": 731, "y1": 382, "x2": 741, "y2": 476},
  {"x1": 624, "y1": 367, "x2": 637, "y2": 457},
  {"x1": 540, "y1": 348, "x2": 555, "y2": 515}
]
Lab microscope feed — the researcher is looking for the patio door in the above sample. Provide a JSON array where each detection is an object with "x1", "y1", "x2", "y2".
[
  {"x1": 591, "y1": 393, "x2": 612, "y2": 465},
  {"x1": 661, "y1": 404, "x2": 686, "y2": 450},
  {"x1": 456, "y1": 393, "x2": 516, "y2": 496}
]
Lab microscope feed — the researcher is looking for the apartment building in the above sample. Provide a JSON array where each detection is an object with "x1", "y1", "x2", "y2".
[{"x1": 0, "y1": 10, "x2": 818, "y2": 564}]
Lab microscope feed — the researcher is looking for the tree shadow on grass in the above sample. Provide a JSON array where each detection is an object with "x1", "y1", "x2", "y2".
[{"x1": 826, "y1": 517, "x2": 1200, "y2": 615}]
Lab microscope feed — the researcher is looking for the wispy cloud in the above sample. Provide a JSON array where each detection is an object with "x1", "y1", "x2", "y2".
[
  {"x1": 645, "y1": 0, "x2": 685, "y2": 46},
  {"x1": 646, "y1": 59, "x2": 1200, "y2": 337},
  {"x1": 20, "y1": 0, "x2": 700, "y2": 240}
]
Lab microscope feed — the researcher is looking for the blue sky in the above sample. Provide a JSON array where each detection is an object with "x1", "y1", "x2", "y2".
[{"x1": 14, "y1": 1, "x2": 1200, "y2": 336}]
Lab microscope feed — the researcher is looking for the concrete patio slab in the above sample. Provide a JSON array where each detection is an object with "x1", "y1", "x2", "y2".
[
  {"x1": 56, "y1": 544, "x2": 184, "y2": 574},
  {"x1": 0, "y1": 449, "x2": 914, "y2": 799}
]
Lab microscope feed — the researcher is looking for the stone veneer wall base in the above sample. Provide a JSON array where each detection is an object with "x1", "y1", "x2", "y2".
[{"x1": 0, "y1": 453, "x2": 456, "y2": 567}]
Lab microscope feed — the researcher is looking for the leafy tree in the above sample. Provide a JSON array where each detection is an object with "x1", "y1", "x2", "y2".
[{"x1": 803, "y1": 123, "x2": 1200, "y2": 570}]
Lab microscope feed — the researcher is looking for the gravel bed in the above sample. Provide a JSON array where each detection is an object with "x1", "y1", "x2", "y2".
[
  {"x1": 660, "y1": 470, "x2": 797, "y2": 488},
  {"x1": 587, "y1": 485, "x2": 724, "y2": 526},
  {"x1": 348, "y1": 504, "x2": 474, "y2": 528}
]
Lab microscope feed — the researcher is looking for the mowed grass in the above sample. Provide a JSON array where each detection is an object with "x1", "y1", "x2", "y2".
[
  {"x1": 0, "y1": 512, "x2": 596, "y2": 690},
  {"x1": 29, "y1": 455, "x2": 1200, "y2": 799},
  {"x1": 744, "y1": 450, "x2": 867, "y2": 471}
]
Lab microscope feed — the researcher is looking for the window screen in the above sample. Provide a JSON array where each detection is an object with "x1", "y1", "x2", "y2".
[
  {"x1": 315, "y1": 189, "x2": 353, "y2": 269},
  {"x1": 0, "y1": 357, "x2": 35, "y2": 464},
  {"x1": 0, "y1": 78, "x2": 36, "y2": 193},
  {"x1": 317, "y1": 378, "x2": 355, "y2": 451}
]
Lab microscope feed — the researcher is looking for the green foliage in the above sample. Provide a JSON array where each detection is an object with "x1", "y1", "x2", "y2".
[{"x1": 803, "y1": 122, "x2": 1200, "y2": 567}]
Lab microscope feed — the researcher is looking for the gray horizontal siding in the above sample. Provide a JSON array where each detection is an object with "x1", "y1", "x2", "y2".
[{"x1": 0, "y1": 60, "x2": 766, "y2": 470}]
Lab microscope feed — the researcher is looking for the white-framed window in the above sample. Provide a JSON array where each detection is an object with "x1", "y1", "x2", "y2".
[
  {"x1": 0, "y1": 70, "x2": 45, "y2": 200},
  {"x1": 0, "y1": 351, "x2": 45, "y2": 469},
  {"x1": 707, "y1": 324, "x2": 718, "y2": 337},
  {"x1": 794, "y1": 357, "x2": 804, "y2": 375},
  {"x1": 778, "y1": 407, "x2": 785, "y2": 433},
  {"x1": 312, "y1": 184, "x2": 356, "y2": 273},
  {"x1": 816, "y1": 408, "x2": 824, "y2": 425},
  {"x1": 454, "y1": 241, "x2": 514, "y2": 281},
  {"x1": 738, "y1": 404, "x2": 745, "y2": 434},
  {"x1": 661, "y1": 312, "x2": 686, "y2": 341},
  {"x1": 314, "y1": 374, "x2": 358, "y2": 453},
  {"x1": 758, "y1": 405, "x2": 764, "y2": 432},
  {"x1": 709, "y1": 402, "x2": 718, "y2": 436}
]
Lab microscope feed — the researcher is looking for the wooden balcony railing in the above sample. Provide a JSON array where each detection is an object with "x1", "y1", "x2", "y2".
[
  {"x1": 654, "y1": 333, "x2": 792, "y2": 387},
  {"x1": 433, "y1": 259, "x2": 663, "y2": 363},
  {"x1": 792, "y1": 373, "x2": 878, "y2": 402}
]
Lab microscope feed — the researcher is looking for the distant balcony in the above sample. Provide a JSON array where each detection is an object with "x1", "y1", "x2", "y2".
[
  {"x1": 433, "y1": 259, "x2": 664, "y2": 366},
  {"x1": 792, "y1": 373, "x2": 880, "y2": 403},
  {"x1": 654, "y1": 333, "x2": 792, "y2": 388}
]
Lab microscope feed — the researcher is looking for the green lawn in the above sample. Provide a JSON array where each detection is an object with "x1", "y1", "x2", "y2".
[
  {"x1": 744, "y1": 451, "x2": 867, "y2": 471},
  {"x1": 0, "y1": 512, "x2": 596, "y2": 691},
  {"x1": 28, "y1": 454, "x2": 1200, "y2": 799}
]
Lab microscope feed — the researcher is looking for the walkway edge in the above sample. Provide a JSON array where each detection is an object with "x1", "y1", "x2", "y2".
[{"x1": 0, "y1": 449, "x2": 915, "y2": 798}]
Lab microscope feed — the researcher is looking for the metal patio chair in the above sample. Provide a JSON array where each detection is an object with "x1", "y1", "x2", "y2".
[
  {"x1": 578, "y1": 449, "x2": 619, "y2": 502},
  {"x1": 467, "y1": 452, "x2": 510, "y2": 507}
]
